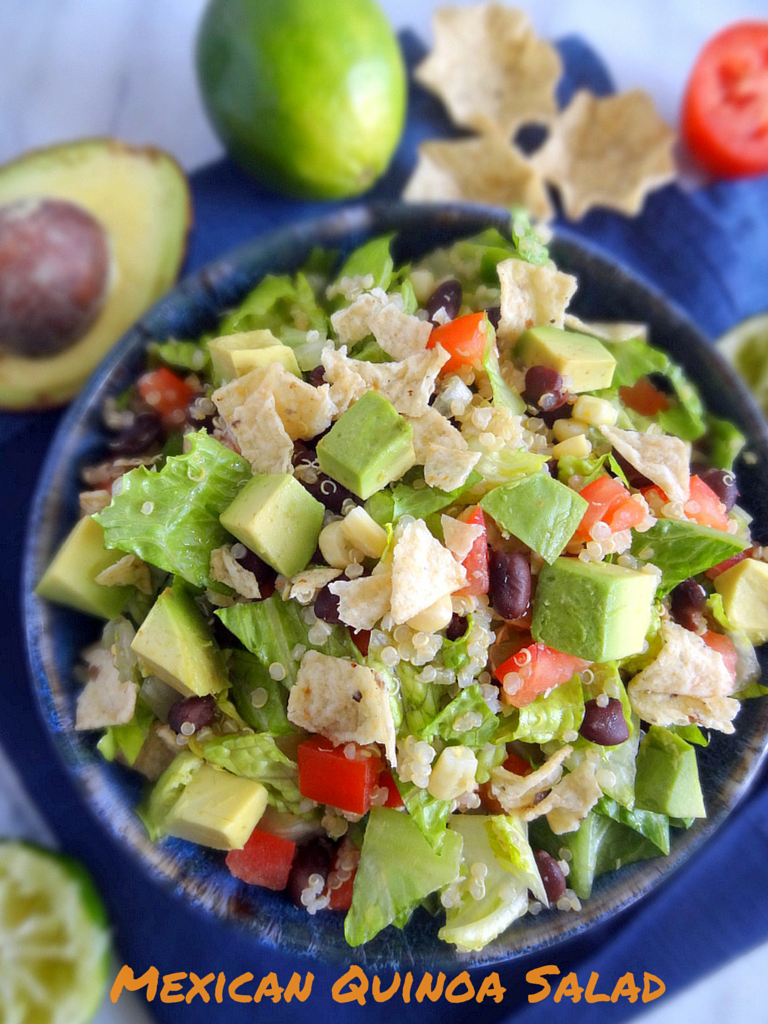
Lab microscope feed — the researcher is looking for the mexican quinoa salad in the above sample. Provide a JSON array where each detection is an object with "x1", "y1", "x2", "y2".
[{"x1": 37, "y1": 215, "x2": 768, "y2": 953}]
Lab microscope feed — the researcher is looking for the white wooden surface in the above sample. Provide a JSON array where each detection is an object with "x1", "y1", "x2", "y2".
[{"x1": 2, "y1": 2, "x2": 767, "y2": 1022}]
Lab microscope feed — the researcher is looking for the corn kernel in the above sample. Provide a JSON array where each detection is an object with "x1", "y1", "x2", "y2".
[
  {"x1": 341, "y1": 506, "x2": 388, "y2": 559},
  {"x1": 318, "y1": 520, "x2": 360, "y2": 569},
  {"x1": 406, "y1": 594, "x2": 454, "y2": 634},
  {"x1": 553, "y1": 434, "x2": 592, "y2": 459},
  {"x1": 427, "y1": 746, "x2": 478, "y2": 801},
  {"x1": 572, "y1": 395, "x2": 619, "y2": 427},
  {"x1": 552, "y1": 418, "x2": 588, "y2": 442}
]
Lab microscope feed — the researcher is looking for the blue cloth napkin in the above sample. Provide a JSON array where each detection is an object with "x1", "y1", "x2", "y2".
[{"x1": 4, "y1": 32, "x2": 768, "y2": 1024}]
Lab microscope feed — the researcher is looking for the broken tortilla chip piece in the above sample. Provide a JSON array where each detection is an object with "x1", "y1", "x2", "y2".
[
  {"x1": 415, "y1": 3, "x2": 562, "y2": 135},
  {"x1": 496, "y1": 257, "x2": 577, "y2": 347},
  {"x1": 403, "y1": 135, "x2": 553, "y2": 223},
  {"x1": 531, "y1": 88, "x2": 676, "y2": 219}
]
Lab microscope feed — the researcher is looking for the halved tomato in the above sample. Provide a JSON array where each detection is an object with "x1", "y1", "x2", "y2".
[{"x1": 682, "y1": 21, "x2": 768, "y2": 178}]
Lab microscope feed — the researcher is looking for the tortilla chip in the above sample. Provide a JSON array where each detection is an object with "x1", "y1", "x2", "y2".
[
  {"x1": 415, "y1": 3, "x2": 562, "y2": 134},
  {"x1": 227, "y1": 391, "x2": 294, "y2": 475},
  {"x1": 531, "y1": 88, "x2": 676, "y2": 219},
  {"x1": 601, "y1": 426, "x2": 690, "y2": 504},
  {"x1": 95, "y1": 554, "x2": 152, "y2": 596},
  {"x1": 390, "y1": 519, "x2": 467, "y2": 624},
  {"x1": 403, "y1": 135, "x2": 553, "y2": 223},
  {"x1": 331, "y1": 289, "x2": 432, "y2": 361},
  {"x1": 329, "y1": 573, "x2": 393, "y2": 631},
  {"x1": 424, "y1": 445, "x2": 481, "y2": 492},
  {"x1": 496, "y1": 257, "x2": 577, "y2": 347}
]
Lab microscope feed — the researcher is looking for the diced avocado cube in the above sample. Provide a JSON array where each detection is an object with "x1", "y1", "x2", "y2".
[
  {"x1": 480, "y1": 473, "x2": 588, "y2": 564},
  {"x1": 532, "y1": 557, "x2": 658, "y2": 662},
  {"x1": 316, "y1": 391, "x2": 415, "y2": 500},
  {"x1": 35, "y1": 515, "x2": 132, "y2": 619},
  {"x1": 131, "y1": 584, "x2": 227, "y2": 697},
  {"x1": 635, "y1": 726, "x2": 705, "y2": 819},
  {"x1": 208, "y1": 329, "x2": 299, "y2": 381},
  {"x1": 164, "y1": 764, "x2": 268, "y2": 850},
  {"x1": 220, "y1": 473, "x2": 324, "y2": 576},
  {"x1": 714, "y1": 557, "x2": 768, "y2": 644},
  {"x1": 516, "y1": 325, "x2": 616, "y2": 392}
]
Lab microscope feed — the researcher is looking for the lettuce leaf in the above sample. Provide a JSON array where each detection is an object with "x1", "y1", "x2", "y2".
[
  {"x1": 630, "y1": 519, "x2": 747, "y2": 595},
  {"x1": 96, "y1": 431, "x2": 251, "y2": 592},
  {"x1": 511, "y1": 675, "x2": 585, "y2": 744},
  {"x1": 96, "y1": 699, "x2": 154, "y2": 766},
  {"x1": 395, "y1": 782, "x2": 454, "y2": 851},
  {"x1": 219, "y1": 271, "x2": 327, "y2": 339},
  {"x1": 471, "y1": 449, "x2": 547, "y2": 492},
  {"x1": 705, "y1": 414, "x2": 745, "y2": 471},
  {"x1": 139, "y1": 751, "x2": 202, "y2": 842},
  {"x1": 364, "y1": 471, "x2": 482, "y2": 527},
  {"x1": 333, "y1": 234, "x2": 395, "y2": 293},
  {"x1": 419, "y1": 684, "x2": 498, "y2": 749},
  {"x1": 396, "y1": 661, "x2": 446, "y2": 736},
  {"x1": 227, "y1": 649, "x2": 295, "y2": 735},
  {"x1": 486, "y1": 814, "x2": 547, "y2": 904},
  {"x1": 483, "y1": 324, "x2": 525, "y2": 415},
  {"x1": 344, "y1": 807, "x2": 462, "y2": 947},
  {"x1": 216, "y1": 594, "x2": 359, "y2": 688},
  {"x1": 197, "y1": 731, "x2": 304, "y2": 813},
  {"x1": 148, "y1": 338, "x2": 211, "y2": 376},
  {"x1": 595, "y1": 796, "x2": 670, "y2": 856},
  {"x1": 438, "y1": 815, "x2": 530, "y2": 952}
]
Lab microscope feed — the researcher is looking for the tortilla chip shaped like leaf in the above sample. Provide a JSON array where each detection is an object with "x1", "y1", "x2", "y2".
[
  {"x1": 403, "y1": 135, "x2": 552, "y2": 223},
  {"x1": 415, "y1": 3, "x2": 562, "y2": 135},
  {"x1": 531, "y1": 89, "x2": 676, "y2": 219}
]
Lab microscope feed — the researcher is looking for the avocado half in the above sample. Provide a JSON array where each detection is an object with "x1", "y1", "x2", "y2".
[{"x1": 0, "y1": 139, "x2": 192, "y2": 410}]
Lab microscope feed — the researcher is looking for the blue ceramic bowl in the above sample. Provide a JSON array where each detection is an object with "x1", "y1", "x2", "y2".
[{"x1": 22, "y1": 203, "x2": 768, "y2": 968}]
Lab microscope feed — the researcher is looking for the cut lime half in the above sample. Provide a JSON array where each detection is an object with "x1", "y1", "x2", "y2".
[
  {"x1": 717, "y1": 313, "x2": 768, "y2": 419},
  {"x1": 0, "y1": 842, "x2": 110, "y2": 1024}
]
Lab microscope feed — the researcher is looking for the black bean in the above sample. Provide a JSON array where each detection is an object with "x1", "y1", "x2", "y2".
[
  {"x1": 523, "y1": 365, "x2": 563, "y2": 403},
  {"x1": 308, "y1": 365, "x2": 327, "y2": 388},
  {"x1": 292, "y1": 440, "x2": 357, "y2": 515},
  {"x1": 579, "y1": 698, "x2": 630, "y2": 746},
  {"x1": 167, "y1": 695, "x2": 216, "y2": 734},
  {"x1": 611, "y1": 450, "x2": 652, "y2": 489},
  {"x1": 670, "y1": 577, "x2": 707, "y2": 632},
  {"x1": 484, "y1": 305, "x2": 501, "y2": 330},
  {"x1": 544, "y1": 458, "x2": 559, "y2": 478},
  {"x1": 540, "y1": 401, "x2": 574, "y2": 428},
  {"x1": 314, "y1": 585, "x2": 341, "y2": 625},
  {"x1": 107, "y1": 411, "x2": 164, "y2": 456},
  {"x1": 533, "y1": 849, "x2": 567, "y2": 903},
  {"x1": 446, "y1": 613, "x2": 469, "y2": 642},
  {"x1": 699, "y1": 468, "x2": 739, "y2": 512},
  {"x1": 647, "y1": 371, "x2": 676, "y2": 396},
  {"x1": 488, "y1": 549, "x2": 531, "y2": 620},
  {"x1": 286, "y1": 838, "x2": 335, "y2": 908},
  {"x1": 426, "y1": 279, "x2": 462, "y2": 323},
  {"x1": 235, "y1": 547, "x2": 277, "y2": 588}
]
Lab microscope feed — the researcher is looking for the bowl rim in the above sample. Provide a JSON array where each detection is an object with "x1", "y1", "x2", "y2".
[{"x1": 21, "y1": 201, "x2": 768, "y2": 969}]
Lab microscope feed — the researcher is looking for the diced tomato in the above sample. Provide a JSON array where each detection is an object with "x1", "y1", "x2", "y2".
[
  {"x1": 427, "y1": 311, "x2": 489, "y2": 373},
  {"x1": 502, "y1": 750, "x2": 532, "y2": 776},
  {"x1": 575, "y1": 475, "x2": 633, "y2": 541},
  {"x1": 494, "y1": 642, "x2": 589, "y2": 707},
  {"x1": 457, "y1": 506, "x2": 489, "y2": 596},
  {"x1": 682, "y1": 22, "x2": 768, "y2": 178},
  {"x1": 685, "y1": 475, "x2": 730, "y2": 531},
  {"x1": 603, "y1": 495, "x2": 648, "y2": 532},
  {"x1": 701, "y1": 630, "x2": 738, "y2": 684},
  {"x1": 297, "y1": 737, "x2": 383, "y2": 815},
  {"x1": 706, "y1": 549, "x2": 751, "y2": 580},
  {"x1": 618, "y1": 378, "x2": 671, "y2": 417},
  {"x1": 350, "y1": 629, "x2": 370, "y2": 658},
  {"x1": 327, "y1": 873, "x2": 356, "y2": 911},
  {"x1": 225, "y1": 828, "x2": 296, "y2": 891},
  {"x1": 645, "y1": 477, "x2": 730, "y2": 532},
  {"x1": 377, "y1": 769, "x2": 404, "y2": 808},
  {"x1": 137, "y1": 367, "x2": 195, "y2": 424}
]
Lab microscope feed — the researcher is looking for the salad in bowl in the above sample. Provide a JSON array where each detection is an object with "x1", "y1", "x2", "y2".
[{"x1": 33, "y1": 207, "x2": 768, "y2": 957}]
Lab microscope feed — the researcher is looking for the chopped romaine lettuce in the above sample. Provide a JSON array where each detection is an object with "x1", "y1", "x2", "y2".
[
  {"x1": 216, "y1": 594, "x2": 359, "y2": 688},
  {"x1": 419, "y1": 684, "x2": 498, "y2": 749},
  {"x1": 482, "y1": 323, "x2": 525, "y2": 415},
  {"x1": 219, "y1": 272, "x2": 327, "y2": 339},
  {"x1": 148, "y1": 338, "x2": 211, "y2": 376},
  {"x1": 96, "y1": 431, "x2": 251, "y2": 592},
  {"x1": 705, "y1": 414, "x2": 745, "y2": 471},
  {"x1": 631, "y1": 519, "x2": 747, "y2": 595},
  {"x1": 344, "y1": 807, "x2": 462, "y2": 947},
  {"x1": 227, "y1": 649, "x2": 295, "y2": 735},
  {"x1": 511, "y1": 675, "x2": 585, "y2": 744},
  {"x1": 595, "y1": 796, "x2": 670, "y2": 856},
  {"x1": 333, "y1": 234, "x2": 395, "y2": 293},
  {"x1": 364, "y1": 470, "x2": 482, "y2": 527},
  {"x1": 139, "y1": 751, "x2": 202, "y2": 842}
]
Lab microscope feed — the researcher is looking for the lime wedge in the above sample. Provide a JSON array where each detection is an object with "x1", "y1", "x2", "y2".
[
  {"x1": 0, "y1": 842, "x2": 110, "y2": 1024},
  {"x1": 716, "y1": 313, "x2": 768, "y2": 418}
]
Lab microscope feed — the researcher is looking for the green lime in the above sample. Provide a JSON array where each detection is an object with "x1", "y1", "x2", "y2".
[
  {"x1": 195, "y1": 0, "x2": 407, "y2": 200},
  {"x1": 717, "y1": 313, "x2": 768, "y2": 418},
  {"x1": 0, "y1": 842, "x2": 110, "y2": 1024}
]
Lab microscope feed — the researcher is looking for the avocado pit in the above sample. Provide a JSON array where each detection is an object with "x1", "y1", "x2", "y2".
[{"x1": 0, "y1": 197, "x2": 111, "y2": 358}]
